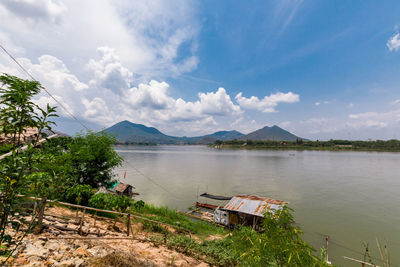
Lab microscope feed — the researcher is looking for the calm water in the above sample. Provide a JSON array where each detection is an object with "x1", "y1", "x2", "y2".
[{"x1": 115, "y1": 145, "x2": 400, "y2": 266}]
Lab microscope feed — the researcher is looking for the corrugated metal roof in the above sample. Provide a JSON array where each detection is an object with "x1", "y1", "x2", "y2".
[
  {"x1": 114, "y1": 183, "x2": 134, "y2": 193},
  {"x1": 221, "y1": 195, "x2": 286, "y2": 217}
]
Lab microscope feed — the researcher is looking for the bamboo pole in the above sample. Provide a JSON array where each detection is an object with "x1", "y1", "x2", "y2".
[
  {"x1": 17, "y1": 194, "x2": 193, "y2": 234},
  {"x1": 343, "y1": 256, "x2": 379, "y2": 267},
  {"x1": 0, "y1": 134, "x2": 58, "y2": 160},
  {"x1": 36, "y1": 197, "x2": 47, "y2": 226},
  {"x1": 126, "y1": 214, "x2": 131, "y2": 236}
]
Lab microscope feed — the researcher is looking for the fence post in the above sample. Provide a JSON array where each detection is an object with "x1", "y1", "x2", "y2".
[
  {"x1": 127, "y1": 214, "x2": 131, "y2": 236},
  {"x1": 33, "y1": 197, "x2": 47, "y2": 234},
  {"x1": 326, "y1": 235, "x2": 329, "y2": 264},
  {"x1": 37, "y1": 197, "x2": 47, "y2": 225},
  {"x1": 78, "y1": 208, "x2": 86, "y2": 235}
]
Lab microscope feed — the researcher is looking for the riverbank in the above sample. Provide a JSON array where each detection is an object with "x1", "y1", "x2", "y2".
[
  {"x1": 3, "y1": 205, "x2": 209, "y2": 267},
  {"x1": 2, "y1": 200, "x2": 329, "y2": 266},
  {"x1": 212, "y1": 139, "x2": 400, "y2": 152}
]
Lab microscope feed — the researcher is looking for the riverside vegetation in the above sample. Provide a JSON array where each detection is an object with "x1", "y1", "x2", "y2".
[
  {"x1": 214, "y1": 138, "x2": 400, "y2": 152},
  {"x1": 0, "y1": 74, "x2": 334, "y2": 266}
]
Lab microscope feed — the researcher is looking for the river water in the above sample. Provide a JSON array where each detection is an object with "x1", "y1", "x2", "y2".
[{"x1": 115, "y1": 145, "x2": 400, "y2": 266}]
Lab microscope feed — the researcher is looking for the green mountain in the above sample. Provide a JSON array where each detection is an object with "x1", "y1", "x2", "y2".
[
  {"x1": 239, "y1": 125, "x2": 302, "y2": 141},
  {"x1": 103, "y1": 121, "x2": 303, "y2": 144},
  {"x1": 104, "y1": 120, "x2": 180, "y2": 144}
]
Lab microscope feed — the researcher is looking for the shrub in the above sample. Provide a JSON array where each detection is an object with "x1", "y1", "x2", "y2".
[
  {"x1": 64, "y1": 184, "x2": 94, "y2": 206},
  {"x1": 88, "y1": 193, "x2": 132, "y2": 212},
  {"x1": 132, "y1": 200, "x2": 145, "y2": 210}
]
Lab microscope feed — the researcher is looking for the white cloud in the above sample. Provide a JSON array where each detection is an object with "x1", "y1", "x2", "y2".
[
  {"x1": 0, "y1": 50, "x2": 245, "y2": 135},
  {"x1": 235, "y1": 91, "x2": 299, "y2": 112},
  {"x1": 390, "y1": 99, "x2": 400, "y2": 105},
  {"x1": 347, "y1": 110, "x2": 400, "y2": 129},
  {"x1": 387, "y1": 33, "x2": 400, "y2": 52},
  {"x1": 0, "y1": 0, "x2": 66, "y2": 24},
  {"x1": 0, "y1": 0, "x2": 199, "y2": 77},
  {"x1": 87, "y1": 47, "x2": 133, "y2": 95},
  {"x1": 315, "y1": 102, "x2": 320, "y2": 106}
]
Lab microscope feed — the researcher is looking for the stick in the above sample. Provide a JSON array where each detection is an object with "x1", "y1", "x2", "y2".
[
  {"x1": 343, "y1": 256, "x2": 379, "y2": 267},
  {"x1": 127, "y1": 214, "x2": 131, "y2": 236}
]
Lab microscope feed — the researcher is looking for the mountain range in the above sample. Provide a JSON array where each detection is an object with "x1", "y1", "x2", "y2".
[{"x1": 103, "y1": 120, "x2": 304, "y2": 144}]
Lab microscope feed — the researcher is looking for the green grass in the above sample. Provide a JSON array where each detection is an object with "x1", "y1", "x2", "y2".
[{"x1": 130, "y1": 203, "x2": 228, "y2": 237}]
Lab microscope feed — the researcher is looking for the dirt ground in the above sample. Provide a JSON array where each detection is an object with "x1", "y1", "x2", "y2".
[{"x1": 4, "y1": 206, "x2": 209, "y2": 267}]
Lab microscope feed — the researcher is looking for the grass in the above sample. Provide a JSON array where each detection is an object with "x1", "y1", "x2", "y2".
[
  {"x1": 150, "y1": 232, "x2": 238, "y2": 266},
  {"x1": 130, "y1": 203, "x2": 228, "y2": 237}
]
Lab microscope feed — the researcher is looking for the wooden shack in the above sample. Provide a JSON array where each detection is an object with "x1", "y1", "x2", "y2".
[
  {"x1": 114, "y1": 183, "x2": 135, "y2": 197},
  {"x1": 220, "y1": 194, "x2": 286, "y2": 230}
]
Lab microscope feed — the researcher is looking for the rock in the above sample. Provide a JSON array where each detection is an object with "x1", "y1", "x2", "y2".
[
  {"x1": 87, "y1": 246, "x2": 107, "y2": 258},
  {"x1": 24, "y1": 255, "x2": 44, "y2": 267},
  {"x1": 46, "y1": 240, "x2": 60, "y2": 251},
  {"x1": 0, "y1": 256, "x2": 14, "y2": 266},
  {"x1": 50, "y1": 229, "x2": 61, "y2": 235},
  {"x1": 24, "y1": 242, "x2": 48, "y2": 258},
  {"x1": 74, "y1": 258, "x2": 85, "y2": 266},
  {"x1": 13, "y1": 256, "x2": 28, "y2": 265},
  {"x1": 74, "y1": 247, "x2": 92, "y2": 258},
  {"x1": 52, "y1": 251, "x2": 65, "y2": 261},
  {"x1": 56, "y1": 258, "x2": 76, "y2": 267}
]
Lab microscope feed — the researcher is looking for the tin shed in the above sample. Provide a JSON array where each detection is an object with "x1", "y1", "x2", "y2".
[{"x1": 221, "y1": 195, "x2": 286, "y2": 230}]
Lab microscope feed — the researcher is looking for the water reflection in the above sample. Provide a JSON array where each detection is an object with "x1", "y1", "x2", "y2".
[{"x1": 115, "y1": 145, "x2": 400, "y2": 266}]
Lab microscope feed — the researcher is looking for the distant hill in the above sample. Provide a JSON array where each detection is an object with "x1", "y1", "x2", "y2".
[
  {"x1": 239, "y1": 125, "x2": 303, "y2": 141},
  {"x1": 103, "y1": 120, "x2": 180, "y2": 144},
  {"x1": 103, "y1": 120, "x2": 304, "y2": 144},
  {"x1": 187, "y1": 130, "x2": 244, "y2": 144}
]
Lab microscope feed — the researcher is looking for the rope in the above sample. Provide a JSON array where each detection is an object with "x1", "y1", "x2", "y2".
[
  {"x1": 303, "y1": 230, "x2": 398, "y2": 266},
  {"x1": 121, "y1": 164, "x2": 188, "y2": 202},
  {"x1": 0, "y1": 43, "x2": 90, "y2": 131}
]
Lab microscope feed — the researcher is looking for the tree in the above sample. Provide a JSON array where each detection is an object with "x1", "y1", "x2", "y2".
[
  {"x1": 65, "y1": 131, "x2": 123, "y2": 188},
  {"x1": 0, "y1": 74, "x2": 58, "y2": 258},
  {"x1": 230, "y1": 206, "x2": 327, "y2": 266}
]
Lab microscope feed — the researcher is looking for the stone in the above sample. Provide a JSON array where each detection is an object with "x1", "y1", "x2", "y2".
[
  {"x1": 74, "y1": 247, "x2": 92, "y2": 258},
  {"x1": 24, "y1": 255, "x2": 44, "y2": 267},
  {"x1": 56, "y1": 258, "x2": 76, "y2": 267},
  {"x1": 46, "y1": 240, "x2": 60, "y2": 251},
  {"x1": 74, "y1": 258, "x2": 85, "y2": 266},
  {"x1": 0, "y1": 256, "x2": 14, "y2": 266},
  {"x1": 13, "y1": 256, "x2": 28, "y2": 265},
  {"x1": 87, "y1": 246, "x2": 107, "y2": 258},
  {"x1": 52, "y1": 251, "x2": 65, "y2": 261},
  {"x1": 24, "y1": 242, "x2": 48, "y2": 258}
]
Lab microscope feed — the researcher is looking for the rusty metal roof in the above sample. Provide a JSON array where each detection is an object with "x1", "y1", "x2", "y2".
[
  {"x1": 114, "y1": 183, "x2": 134, "y2": 193},
  {"x1": 221, "y1": 195, "x2": 286, "y2": 217}
]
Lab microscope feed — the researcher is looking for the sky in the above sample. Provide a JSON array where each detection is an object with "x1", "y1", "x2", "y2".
[{"x1": 1, "y1": 0, "x2": 400, "y2": 140}]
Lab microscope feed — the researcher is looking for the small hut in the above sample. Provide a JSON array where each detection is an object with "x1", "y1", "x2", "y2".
[
  {"x1": 219, "y1": 194, "x2": 286, "y2": 230},
  {"x1": 114, "y1": 183, "x2": 135, "y2": 197}
]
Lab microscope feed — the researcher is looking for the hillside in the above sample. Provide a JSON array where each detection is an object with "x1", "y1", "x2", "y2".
[
  {"x1": 239, "y1": 125, "x2": 303, "y2": 141},
  {"x1": 103, "y1": 121, "x2": 244, "y2": 144},
  {"x1": 103, "y1": 120, "x2": 303, "y2": 144},
  {"x1": 103, "y1": 120, "x2": 180, "y2": 144}
]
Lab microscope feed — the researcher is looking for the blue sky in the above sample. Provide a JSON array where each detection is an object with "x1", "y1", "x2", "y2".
[{"x1": 1, "y1": 0, "x2": 400, "y2": 139}]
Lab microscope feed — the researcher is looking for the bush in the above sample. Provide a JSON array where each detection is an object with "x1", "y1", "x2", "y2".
[
  {"x1": 64, "y1": 184, "x2": 94, "y2": 206},
  {"x1": 132, "y1": 200, "x2": 145, "y2": 210},
  {"x1": 229, "y1": 206, "x2": 327, "y2": 267},
  {"x1": 88, "y1": 193, "x2": 132, "y2": 212}
]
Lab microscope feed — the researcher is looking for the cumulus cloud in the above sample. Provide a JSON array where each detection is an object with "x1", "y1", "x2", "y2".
[
  {"x1": 387, "y1": 33, "x2": 400, "y2": 52},
  {"x1": 347, "y1": 110, "x2": 400, "y2": 129},
  {"x1": 0, "y1": 50, "x2": 245, "y2": 135},
  {"x1": 0, "y1": 0, "x2": 66, "y2": 23},
  {"x1": 235, "y1": 91, "x2": 299, "y2": 112},
  {"x1": 87, "y1": 47, "x2": 133, "y2": 95},
  {"x1": 390, "y1": 99, "x2": 400, "y2": 105},
  {"x1": 0, "y1": 0, "x2": 199, "y2": 77}
]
